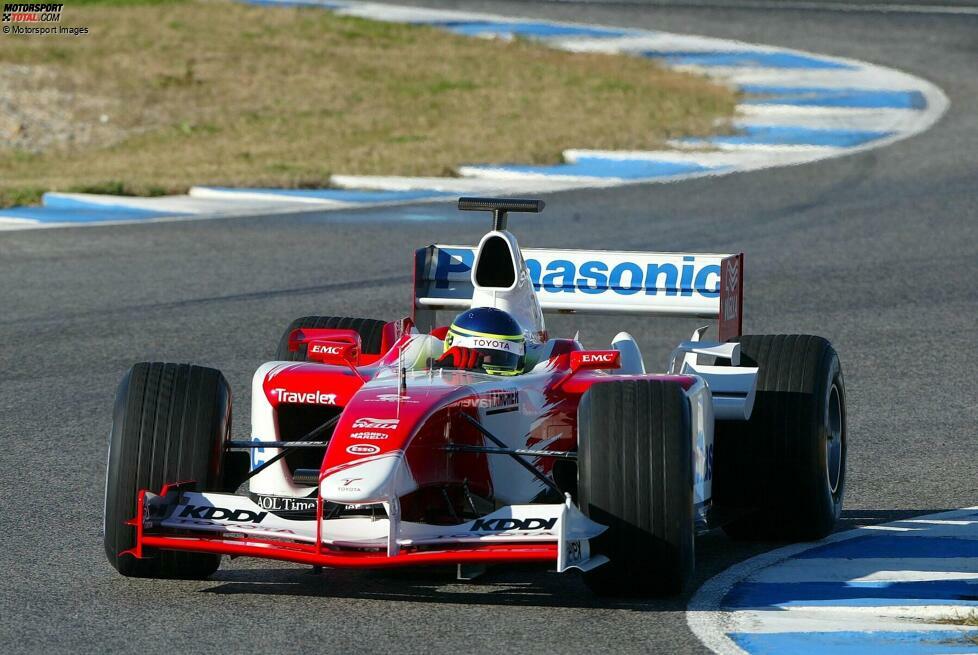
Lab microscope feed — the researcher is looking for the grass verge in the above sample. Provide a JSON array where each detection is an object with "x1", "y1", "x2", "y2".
[{"x1": 0, "y1": 0, "x2": 737, "y2": 207}]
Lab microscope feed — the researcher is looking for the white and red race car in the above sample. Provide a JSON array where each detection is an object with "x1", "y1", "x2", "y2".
[{"x1": 104, "y1": 198, "x2": 847, "y2": 595}]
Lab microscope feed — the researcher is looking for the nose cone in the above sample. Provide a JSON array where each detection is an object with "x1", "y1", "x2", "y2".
[{"x1": 320, "y1": 453, "x2": 416, "y2": 504}]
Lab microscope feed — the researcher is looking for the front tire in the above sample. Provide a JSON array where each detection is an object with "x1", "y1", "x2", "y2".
[
  {"x1": 104, "y1": 363, "x2": 231, "y2": 578},
  {"x1": 713, "y1": 334, "x2": 847, "y2": 540},
  {"x1": 577, "y1": 380, "x2": 694, "y2": 596}
]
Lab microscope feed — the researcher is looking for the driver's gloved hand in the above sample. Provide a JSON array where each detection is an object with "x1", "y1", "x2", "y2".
[{"x1": 434, "y1": 346, "x2": 484, "y2": 370}]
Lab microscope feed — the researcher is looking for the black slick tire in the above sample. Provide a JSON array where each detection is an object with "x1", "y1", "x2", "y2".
[
  {"x1": 104, "y1": 363, "x2": 231, "y2": 578},
  {"x1": 712, "y1": 335, "x2": 847, "y2": 541},
  {"x1": 577, "y1": 380, "x2": 694, "y2": 596}
]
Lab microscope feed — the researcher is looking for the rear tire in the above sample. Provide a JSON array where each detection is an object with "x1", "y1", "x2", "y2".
[
  {"x1": 274, "y1": 315, "x2": 387, "y2": 361},
  {"x1": 577, "y1": 380, "x2": 694, "y2": 596},
  {"x1": 104, "y1": 363, "x2": 231, "y2": 578},
  {"x1": 713, "y1": 335, "x2": 846, "y2": 541}
]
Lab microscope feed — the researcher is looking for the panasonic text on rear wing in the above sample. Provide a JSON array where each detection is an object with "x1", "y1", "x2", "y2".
[{"x1": 413, "y1": 245, "x2": 744, "y2": 341}]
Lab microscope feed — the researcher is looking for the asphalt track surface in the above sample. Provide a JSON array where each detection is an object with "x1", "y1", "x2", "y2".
[{"x1": 1, "y1": 2, "x2": 976, "y2": 653}]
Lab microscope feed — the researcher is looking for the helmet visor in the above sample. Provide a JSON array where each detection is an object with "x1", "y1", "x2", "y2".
[{"x1": 450, "y1": 333, "x2": 525, "y2": 374}]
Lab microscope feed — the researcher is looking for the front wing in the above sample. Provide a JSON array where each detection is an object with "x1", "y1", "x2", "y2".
[{"x1": 124, "y1": 484, "x2": 608, "y2": 572}]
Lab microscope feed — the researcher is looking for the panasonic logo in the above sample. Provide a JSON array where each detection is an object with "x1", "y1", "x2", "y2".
[{"x1": 435, "y1": 250, "x2": 721, "y2": 298}]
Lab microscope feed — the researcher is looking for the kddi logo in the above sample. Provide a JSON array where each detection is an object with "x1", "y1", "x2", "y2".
[
  {"x1": 310, "y1": 344, "x2": 341, "y2": 355},
  {"x1": 178, "y1": 504, "x2": 268, "y2": 523},
  {"x1": 470, "y1": 517, "x2": 557, "y2": 532}
]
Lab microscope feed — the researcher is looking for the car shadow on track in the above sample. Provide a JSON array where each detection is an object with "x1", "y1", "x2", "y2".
[{"x1": 200, "y1": 564, "x2": 686, "y2": 611}]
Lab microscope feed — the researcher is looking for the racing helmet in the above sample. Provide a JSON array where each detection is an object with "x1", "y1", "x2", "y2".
[{"x1": 444, "y1": 307, "x2": 526, "y2": 375}]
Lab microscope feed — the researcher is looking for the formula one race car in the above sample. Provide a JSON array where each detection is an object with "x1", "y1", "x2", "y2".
[{"x1": 104, "y1": 198, "x2": 847, "y2": 596}]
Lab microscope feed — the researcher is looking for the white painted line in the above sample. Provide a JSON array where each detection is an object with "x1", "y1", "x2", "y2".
[
  {"x1": 187, "y1": 187, "x2": 353, "y2": 206},
  {"x1": 720, "y1": 605, "x2": 978, "y2": 635},
  {"x1": 564, "y1": 148, "x2": 825, "y2": 169},
  {"x1": 735, "y1": 107, "x2": 927, "y2": 132},
  {"x1": 329, "y1": 175, "x2": 592, "y2": 193},
  {"x1": 746, "y1": 558, "x2": 978, "y2": 584},
  {"x1": 455, "y1": 165, "x2": 627, "y2": 182},
  {"x1": 667, "y1": 139, "x2": 845, "y2": 153},
  {"x1": 41, "y1": 192, "x2": 288, "y2": 215},
  {"x1": 0, "y1": 218, "x2": 40, "y2": 229}
]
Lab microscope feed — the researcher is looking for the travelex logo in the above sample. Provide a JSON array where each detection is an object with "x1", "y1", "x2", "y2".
[{"x1": 434, "y1": 248, "x2": 720, "y2": 298}]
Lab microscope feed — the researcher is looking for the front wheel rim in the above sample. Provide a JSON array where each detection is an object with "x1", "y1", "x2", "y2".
[{"x1": 826, "y1": 383, "x2": 844, "y2": 495}]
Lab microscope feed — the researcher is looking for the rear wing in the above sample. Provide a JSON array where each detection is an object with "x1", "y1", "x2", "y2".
[{"x1": 413, "y1": 245, "x2": 743, "y2": 341}]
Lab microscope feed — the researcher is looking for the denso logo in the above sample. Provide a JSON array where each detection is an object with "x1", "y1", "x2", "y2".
[
  {"x1": 435, "y1": 249, "x2": 720, "y2": 298},
  {"x1": 271, "y1": 388, "x2": 337, "y2": 405},
  {"x1": 581, "y1": 353, "x2": 616, "y2": 364},
  {"x1": 178, "y1": 505, "x2": 268, "y2": 523},
  {"x1": 352, "y1": 417, "x2": 399, "y2": 430},
  {"x1": 310, "y1": 344, "x2": 342, "y2": 355},
  {"x1": 470, "y1": 517, "x2": 557, "y2": 532},
  {"x1": 346, "y1": 444, "x2": 381, "y2": 456}
]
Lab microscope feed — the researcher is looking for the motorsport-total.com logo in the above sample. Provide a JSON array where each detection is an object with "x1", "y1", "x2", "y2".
[
  {"x1": 2, "y1": 3, "x2": 89, "y2": 36},
  {"x1": 2, "y1": 3, "x2": 63, "y2": 22}
]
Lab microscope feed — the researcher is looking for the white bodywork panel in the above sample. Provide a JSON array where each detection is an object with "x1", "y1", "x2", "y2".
[
  {"x1": 612, "y1": 331, "x2": 646, "y2": 375},
  {"x1": 248, "y1": 361, "x2": 319, "y2": 497},
  {"x1": 670, "y1": 327, "x2": 758, "y2": 421},
  {"x1": 686, "y1": 378, "x2": 715, "y2": 508},
  {"x1": 469, "y1": 230, "x2": 547, "y2": 340}
]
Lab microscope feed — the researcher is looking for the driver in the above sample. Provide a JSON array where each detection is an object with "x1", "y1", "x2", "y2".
[{"x1": 434, "y1": 307, "x2": 526, "y2": 376}]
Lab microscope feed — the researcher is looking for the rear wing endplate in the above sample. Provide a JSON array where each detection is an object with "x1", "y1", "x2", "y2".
[{"x1": 413, "y1": 245, "x2": 743, "y2": 341}]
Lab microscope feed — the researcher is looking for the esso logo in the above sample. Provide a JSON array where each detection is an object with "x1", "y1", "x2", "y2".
[
  {"x1": 346, "y1": 444, "x2": 381, "y2": 456},
  {"x1": 581, "y1": 353, "x2": 615, "y2": 364},
  {"x1": 311, "y1": 344, "x2": 341, "y2": 354}
]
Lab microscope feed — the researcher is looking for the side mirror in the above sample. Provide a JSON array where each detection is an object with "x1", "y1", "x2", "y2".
[{"x1": 570, "y1": 350, "x2": 622, "y2": 372}]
